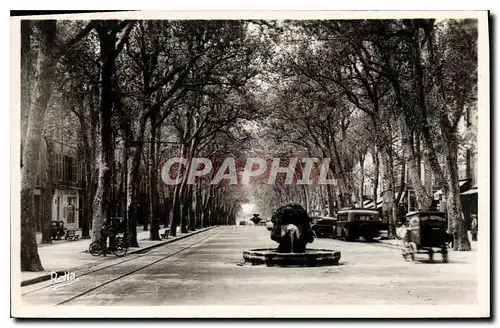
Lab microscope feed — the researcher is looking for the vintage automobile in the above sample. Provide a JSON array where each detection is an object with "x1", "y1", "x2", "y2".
[
  {"x1": 311, "y1": 216, "x2": 337, "y2": 238},
  {"x1": 335, "y1": 208, "x2": 387, "y2": 241},
  {"x1": 51, "y1": 220, "x2": 65, "y2": 240},
  {"x1": 402, "y1": 211, "x2": 448, "y2": 263}
]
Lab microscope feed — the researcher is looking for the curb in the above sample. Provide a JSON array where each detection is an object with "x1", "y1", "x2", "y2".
[
  {"x1": 20, "y1": 270, "x2": 67, "y2": 287},
  {"x1": 21, "y1": 226, "x2": 218, "y2": 287}
]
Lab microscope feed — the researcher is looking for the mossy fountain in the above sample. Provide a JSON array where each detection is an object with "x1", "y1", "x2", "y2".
[{"x1": 242, "y1": 204, "x2": 341, "y2": 267}]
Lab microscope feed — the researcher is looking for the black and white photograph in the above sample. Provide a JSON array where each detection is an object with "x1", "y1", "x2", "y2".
[{"x1": 10, "y1": 11, "x2": 490, "y2": 318}]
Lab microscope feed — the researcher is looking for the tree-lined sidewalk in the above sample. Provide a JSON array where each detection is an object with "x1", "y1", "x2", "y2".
[
  {"x1": 21, "y1": 20, "x2": 270, "y2": 272},
  {"x1": 21, "y1": 225, "x2": 216, "y2": 286}
]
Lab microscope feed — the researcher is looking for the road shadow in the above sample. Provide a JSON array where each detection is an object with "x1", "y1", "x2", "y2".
[
  {"x1": 405, "y1": 258, "x2": 469, "y2": 264},
  {"x1": 235, "y1": 260, "x2": 346, "y2": 268}
]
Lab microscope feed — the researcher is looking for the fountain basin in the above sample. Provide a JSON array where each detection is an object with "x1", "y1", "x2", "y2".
[{"x1": 242, "y1": 248, "x2": 341, "y2": 267}]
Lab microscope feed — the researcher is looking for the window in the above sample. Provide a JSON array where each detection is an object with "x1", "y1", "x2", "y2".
[
  {"x1": 63, "y1": 156, "x2": 76, "y2": 183},
  {"x1": 56, "y1": 197, "x2": 60, "y2": 220},
  {"x1": 337, "y1": 214, "x2": 348, "y2": 222},
  {"x1": 72, "y1": 158, "x2": 77, "y2": 183},
  {"x1": 54, "y1": 153, "x2": 64, "y2": 181},
  {"x1": 356, "y1": 215, "x2": 377, "y2": 221},
  {"x1": 78, "y1": 161, "x2": 85, "y2": 184}
]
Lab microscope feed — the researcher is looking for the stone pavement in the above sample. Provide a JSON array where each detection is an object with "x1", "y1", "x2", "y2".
[
  {"x1": 21, "y1": 225, "x2": 214, "y2": 286},
  {"x1": 21, "y1": 226, "x2": 479, "y2": 309}
]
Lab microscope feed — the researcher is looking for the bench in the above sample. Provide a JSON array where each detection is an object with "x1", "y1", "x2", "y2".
[
  {"x1": 161, "y1": 227, "x2": 171, "y2": 239},
  {"x1": 65, "y1": 229, "x2": 80, "y2": 241}
]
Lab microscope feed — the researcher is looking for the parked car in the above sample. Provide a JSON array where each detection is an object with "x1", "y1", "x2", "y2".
[
  {"x1": 312, "y1": 217, "x2": 337, "y2": 238},
  {"x1": 335, "y1": 208, "x2": 387, "y2": 241},
  {"x1": 51, "y1": 220, "x2": 65, "y2": 240}
]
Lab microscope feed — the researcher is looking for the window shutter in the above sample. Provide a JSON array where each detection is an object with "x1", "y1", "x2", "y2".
[{"x1": 71, "y1": 157, "x2": 77, "y2": 183}]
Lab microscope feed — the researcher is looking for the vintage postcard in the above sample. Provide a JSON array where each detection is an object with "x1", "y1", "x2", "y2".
[{"x1": 11, "y1": 10, "x2": 490, "y2": 318}]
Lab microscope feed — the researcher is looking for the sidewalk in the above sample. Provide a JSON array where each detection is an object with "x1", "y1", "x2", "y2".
[{"x1": 21, "y1": 225, "x2": 215, "y2": 286}]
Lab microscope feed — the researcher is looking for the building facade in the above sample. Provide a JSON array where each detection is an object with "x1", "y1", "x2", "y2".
[{"x1": 33, "y1": 138, "x2": 84, "y2": 233}]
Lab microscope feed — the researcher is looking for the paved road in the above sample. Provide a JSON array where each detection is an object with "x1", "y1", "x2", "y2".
[{"x1": 21, "y1": 226, "x2": 477, "y2": 306}]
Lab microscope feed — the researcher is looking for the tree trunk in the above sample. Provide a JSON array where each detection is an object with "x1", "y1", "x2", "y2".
[
  {"x1": 372, "y1": 145, "x2": 379, "y2": 207},
  {"x1": 84, "y1": 87, "x2": 99, "y2": 238},
  {"x1": 411, "y1": 22, "x2": 447, "y2": 193},
  {"x1": 122, "y1": 140, "x2": 129, "y2": 244},
  {"x1": 303, "y1": 185, "x2": 309, "y2": 213},
  {"x1": 21, "y1": 20, "x2": 57, "y2": 272},
  {"x1": 329, "y1": 145, "x2": 351, "y2": 207},
  {"x1": 194, "y1": 184, "x2": 202, "y2": 229},
  {"x1": 186, "y1": 185, "x2": 195, "y2": 231},
  {"x1": 148, "y1": 114, "x2": 161, "y2": 241},
  {"x1": 325, "y1": 184, "x2": 335, "y2": 216},
  {"x1": 126, "y1": 115, "x2": 147, "y2": 247},
  {"x1": 181, "y1": 187, "x2": 190, "y2": 233},
  {"x1": 380, "y1": 144, "x2": 396, "y2": 238},
  {"x1": 41, "y1": 137, "x2": 55, "y2": 244},
  {"x1": 126, "y1": 152, "x2": 139, "y2": 247},
  {"x1": 396, "y1": 161, "x2": 406, "y2": 205},
  {"x1": 399, "y1": 115, "x2": 432, "y2": 210},
  {"x1": 415, "y1": 131, "x2": 421, "y2": 179},
  {"x1": 21, "y1": 20, "x2": 33, "y2": 148},
  {"x1": 440, "y1": 117, "x2": 471, "y2": 251},
  {"x1": 422, "y1": 127, "x2": 447, "y2": 191},
  {"x1": 359, "y1": 153, "x2": 365, "y2": 206},
  {"x1": 76, "y1": 107, "x2": 93, "y2": 239},
  {"x1": 169, "y1": 143, "x2": 187, "y2": 237},
  {"x1": 91, "y1": 23, "x2": 118, "y2": 243}
]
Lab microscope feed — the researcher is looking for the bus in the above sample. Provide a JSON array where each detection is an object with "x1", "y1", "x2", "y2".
[{"x1": 335, "y1": 208, "x2": 387, "y2": 241}]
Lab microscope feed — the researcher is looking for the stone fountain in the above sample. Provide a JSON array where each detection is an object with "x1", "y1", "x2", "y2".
[
  {"x1": 242, "y1": 204, "x2": 341, "y2": 266},
  {"x1": 250, "y1": 213, "x2": 262, "y2": 225}
]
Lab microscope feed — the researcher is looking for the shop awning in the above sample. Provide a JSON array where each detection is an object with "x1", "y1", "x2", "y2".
[
  {"x1": 461, "y1": 188, "x2": 478, "y2": 196},
  {"x1": 365, "y1": 199, "x2": 383, "y2": 209},
  {"x1": 395, "y1": 190, "x2": 407, "y2": 203},
  {"x1": 434, "y1": 189, "x2": 443, "y2": 196},
  {"x1": 434, "y1": 180, "x2": 470, "y2": 197}
]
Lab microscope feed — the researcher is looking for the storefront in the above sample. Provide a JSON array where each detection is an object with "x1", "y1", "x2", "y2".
[
  {"x1": 461, "y1": 187, "x2": 478, "y2": 230},
  {"x1": 52, "y1": 189, "x2": 80, "y2": 230}
]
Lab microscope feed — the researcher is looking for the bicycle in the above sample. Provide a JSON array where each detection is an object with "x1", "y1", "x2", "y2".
[{"x1": 89, "y1": 235, "x2": 128, "y2": 257}]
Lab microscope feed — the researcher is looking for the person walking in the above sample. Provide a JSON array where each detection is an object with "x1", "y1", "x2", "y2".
[{"x1": 471, "y1": 215, "x2": 478, "y2": 242}]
